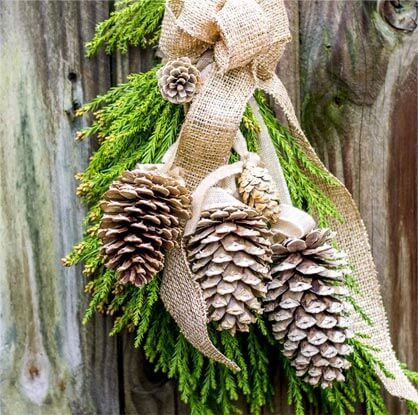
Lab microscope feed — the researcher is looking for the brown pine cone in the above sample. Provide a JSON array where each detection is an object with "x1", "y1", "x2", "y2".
[
  {"x1": 98, "y1": 169, "x2": 192, "y2": 287},
  {"x1": 264, "y1": 228, "x2": 353, "y2": 388},
  {"x1": 157, "y1": 57, "x2": 201, "y2": 104},
  {"x1": 187, "y1": 205, "x2": 272, "y2": 335}
]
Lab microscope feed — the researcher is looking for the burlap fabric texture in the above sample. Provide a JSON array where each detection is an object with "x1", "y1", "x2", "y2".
[{"x1": 158, "y1": 0, "x2": 418, "y2": 402}]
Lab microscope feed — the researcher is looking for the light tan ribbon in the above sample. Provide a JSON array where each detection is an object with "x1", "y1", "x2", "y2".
[{"x1": 158, "y1": 0, "x2": 418, "y2": 402}]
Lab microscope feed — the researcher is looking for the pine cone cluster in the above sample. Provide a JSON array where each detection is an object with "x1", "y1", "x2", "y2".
[
  {"x1": 98, "y1": 169, "x2": 192, "y2": 287},
  {"x1": 238, "y1": 161, "x2": 281, "y2": 223},
  {"x1": 264, "y1": 229, "x2": 353, "y2": 388},
  {"x1": 157, "y1": 57, "x2": 201, "y2": 104},
  {"x1": 187, "y1": 205, "x2": 272, "y2": 335}
]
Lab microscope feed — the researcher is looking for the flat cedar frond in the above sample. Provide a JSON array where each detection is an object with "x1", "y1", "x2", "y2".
[
  {"x1": 75, "y1": 68, "x2": 183, "y2": 205},
  {"x1": 86, "y1": 0, "x2": 165, "y2": 56},
  {"x1": 403, "y1": 364, "x2": 418, "y2": 385}
]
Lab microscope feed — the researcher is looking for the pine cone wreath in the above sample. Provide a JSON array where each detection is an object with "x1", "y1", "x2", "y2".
[
  {"x1": 264, "y1": 228, "x2": 353, "y2": 388},
  {"x1": 98, "y1": 169, "x2": 192, "y2": 287},
  {"x1": 187, "y1": 205, "x2": 273, "y2": 335},
  {"x1": 157, "y1": 57, "x2": 201, "y2": 104},
  {"x1": 238, "y1": 161, "x2": 281, "y2": 223}
]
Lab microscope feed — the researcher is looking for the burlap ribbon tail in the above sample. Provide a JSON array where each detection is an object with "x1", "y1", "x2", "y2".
[{"x1": 158, "y1": 0, "x2": 418, "y2": 402}]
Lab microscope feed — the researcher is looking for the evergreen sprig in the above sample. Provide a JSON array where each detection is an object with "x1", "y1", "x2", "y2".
[
  {"x1": 86, "y1": 0, "x2": 165, "y2": 56},
  {"x1": 403, "y1": 364, "x2": 418, "y2": 415},
  {"x1": 74, "y1": 66, "x2": 183, "y2": 205}
]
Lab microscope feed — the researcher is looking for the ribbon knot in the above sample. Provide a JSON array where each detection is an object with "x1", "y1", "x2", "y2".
[
  {"x1": 214, "y1": 0, "x2": 270, "y2": 73},
  {"x1": 160, "y1": 0, "x2": 291, "y2": 80}
]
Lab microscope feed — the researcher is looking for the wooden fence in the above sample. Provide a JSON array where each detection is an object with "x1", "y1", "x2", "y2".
[{"x1": 0, "y1": 1, "x2": 416, "y2": 414}]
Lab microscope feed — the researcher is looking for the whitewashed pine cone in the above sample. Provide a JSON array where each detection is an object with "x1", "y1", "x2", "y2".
[{"x1": 157, "y1": 57, "x2": 201, "y2": 104}]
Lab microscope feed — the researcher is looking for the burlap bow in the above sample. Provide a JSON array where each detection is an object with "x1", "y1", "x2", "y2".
[{"x1": 159, "y1": 0, "x2": 418, "y2": 402}]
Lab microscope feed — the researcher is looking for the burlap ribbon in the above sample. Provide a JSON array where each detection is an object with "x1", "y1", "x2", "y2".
[{"x1": 158, "y1": 0, "x2": 418, "y2": 402}]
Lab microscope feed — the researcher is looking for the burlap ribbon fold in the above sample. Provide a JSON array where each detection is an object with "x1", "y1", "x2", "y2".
[{"x1": 159, "y1": 0, "x2": 418, "y2": 402}]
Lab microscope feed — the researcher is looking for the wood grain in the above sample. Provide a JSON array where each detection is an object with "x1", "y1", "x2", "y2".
[
  {"x1": 299, "y1": 1, "x2": 418, "y2": 413},
  {"x1": 0, "y1": 2, "x2": 119, "y2": 414}
]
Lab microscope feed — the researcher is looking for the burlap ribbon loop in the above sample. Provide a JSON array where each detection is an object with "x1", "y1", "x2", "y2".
[
  {"x1": 160, "y1": 0, "x2": 291, "y2": 77},
  {"x1": 159, "y1": 0, "x2": 418, "y2": 402},
  {"x1": 214, "y1": 0, "x2": 270, "y2": 72}
]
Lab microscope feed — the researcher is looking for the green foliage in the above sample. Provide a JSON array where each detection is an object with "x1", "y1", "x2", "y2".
[
  {"x1": 74, "y1": 66, "x2": 183, "y2": 205},
  {"x1": 280, "y1": 338, "x2": 392, "y2": 415},
  {"x1": 403, "y1": 364, "x2": 418, "y2": 414},
  {"x1": 407, "y1": 401, "x2": 418, "y2": 415},
  {"x1": 404, "y1": 365, "x2": 418, "y2": 385},
  {"x1": 86, "y1": 0, "x2": 165, "y2": 56},
  {"x1": 283, "y1": 355, "x2": 317, "y2": 415},
  {"x1": 328, "y1": 339, "x2": 389, "y2": 415},
  {"x1": 137, "y1": 293, "x2": 275, "y2": 415}
]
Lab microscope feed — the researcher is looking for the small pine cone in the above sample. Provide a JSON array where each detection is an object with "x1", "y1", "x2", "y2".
[
  {"x1": 264, "y1": 228, "x2": 353, "y2": 388},
  {"x1": 238, "y1": 161, "x2": 280, "y2": 223},
  {"x1": 98, "y1": 169, "x2": 192, "y2": 287},
  {"x1": 187, "y1": 205, "x2": 273, "y2": 335},
  {"x1": 157, "y1": 57, "x2": 201, "y2": 104}
]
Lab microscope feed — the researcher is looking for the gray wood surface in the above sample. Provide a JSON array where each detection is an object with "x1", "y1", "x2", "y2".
[
  {"x1": 297, "y1": 1, "x2": 417, "y2": 413},
  {"x1": 0, "y1": 1, "x2": 416, "y2": 414},
  {"x1": 0, "y1": 2, "x2": 119, "y2": 414}
]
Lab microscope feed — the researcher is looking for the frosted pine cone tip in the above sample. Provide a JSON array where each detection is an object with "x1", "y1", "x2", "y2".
[
  {"x1": 157, "y1": 57, "x2": 201, "y2": 104},
  {"x1": 238, "y1": 161, "x2": 281, "y2": 223}
]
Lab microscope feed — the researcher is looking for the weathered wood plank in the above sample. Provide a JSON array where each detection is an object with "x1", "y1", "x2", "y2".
[
  {"x1": 121, "y1": 333, "x2": 177, "y2": 415},
  {"x1": 0, "y1": 1, "x2": 119, "y2": 414},
  {"x1": 299, "y1": 1, "x2": 418, "y2": 413},
  {"x1": 386, "y1": 50, "x2": 418, "y2": 415}
]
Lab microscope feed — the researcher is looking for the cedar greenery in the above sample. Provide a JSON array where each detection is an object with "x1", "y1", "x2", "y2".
[
  {"x1": 65, "y1": 1, "x2": 418, "y2": 414},
  {"x1": 85, "y1": 0, "x2": 165, "y2": 56}
]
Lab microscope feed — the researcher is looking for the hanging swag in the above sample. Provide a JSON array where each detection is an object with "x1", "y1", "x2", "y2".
[{"x1": 65, "y1": 0, "x2": 418, "y2": 413}]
